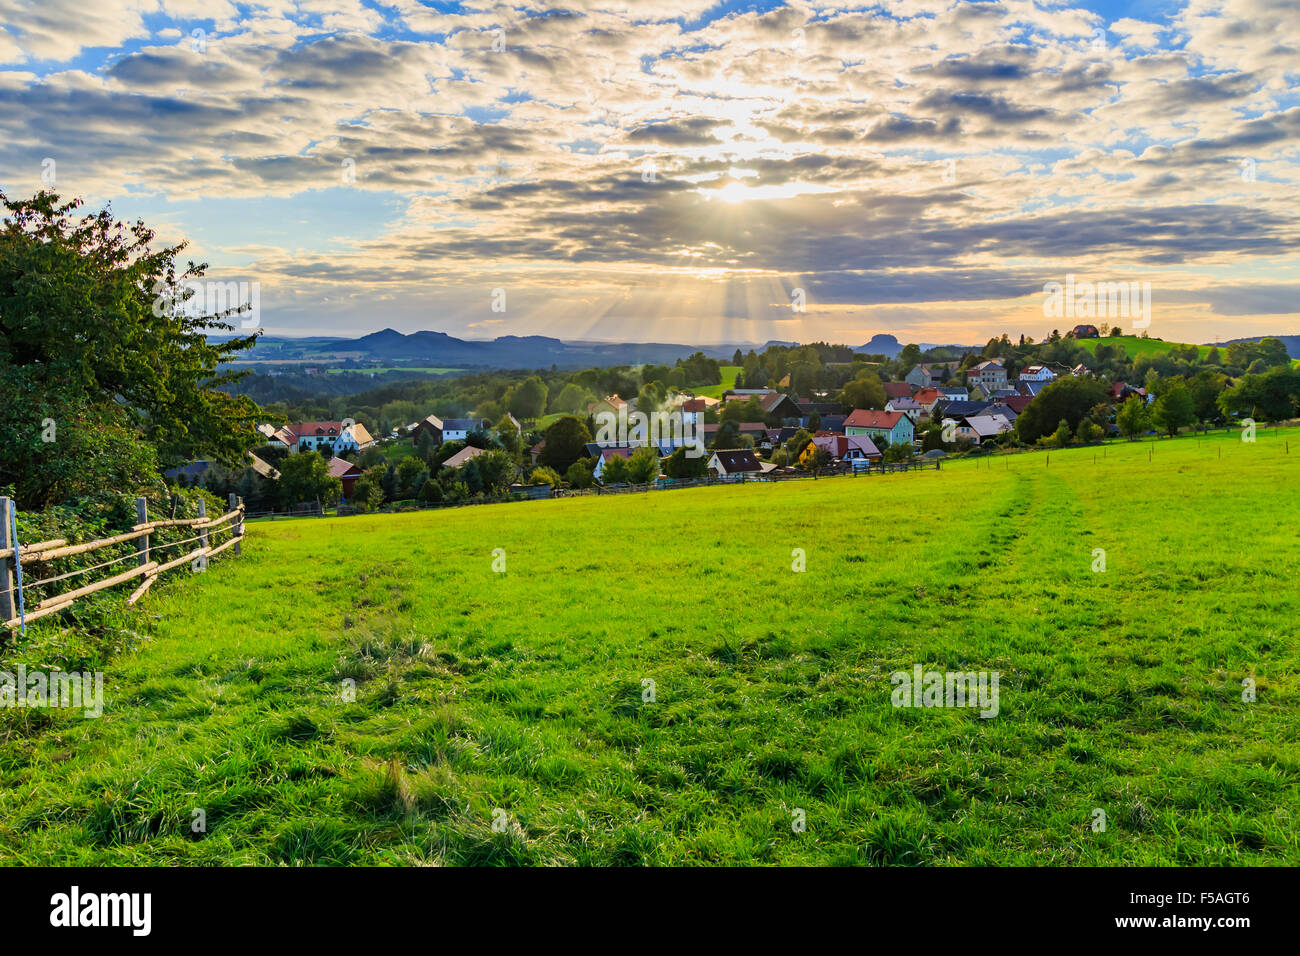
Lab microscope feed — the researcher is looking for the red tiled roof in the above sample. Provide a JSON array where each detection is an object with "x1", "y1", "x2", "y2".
[
  {"x1": 845, "y1": 409, "x2": 905, "y2": 429},
  {"x1": 883, "y1": 382, "x2": 913, "y2": 400},
  {"x1": 327, "y1": 457, "x2": 362, "y2": 478}
]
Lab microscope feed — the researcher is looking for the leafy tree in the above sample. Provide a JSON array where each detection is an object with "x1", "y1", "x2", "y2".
[
  {"x1": 1014, "y1": 377, "x2": 1109, "y2": 443},
  {"x1": 278, "y1": 452, "x2": 342, "y2": 507},
  {"x1": 1217, "y1": 366, "x2": 1300, "y2": 422},
  {"x1": 395, "y1": 456, "x2": 429, "y2": 498},
  {"x1": 1116, "y1": 396, "x2": 1151, "y2": 440},
  {"x1": 1151, "y1": 381, "x2": 1196, "y2": 437},
  {"x1": 564, "y1": 458, "x2": 595, "y2": 488},
  {"x1": 528, "y1": 466, "x2": 562, "y2": 488},
  {"x1": 626, "y1": 446, "x2": 661, "y2": 484},
  {"x1": 550, "y1": 382, "x2": 594, "y2": 415},
  {"x1": 417, "y1": 478, "x2": 443, "y2": 504},
  {"x1": 711, "y1": 420, "x2": 743, "y2": 450},
  {"x1": 494, "y1": 413, "x2": 522, "y2": 457},
  {"x1": 470, "y1": 449, "x2": 517, "y2": 495},
  {"x1": 839, "y1": 372, "x2": 886, "y2": 411},
  {"x1": 507, "y1": 375, "x2": 548, "y2": 420},
  {"x1": 602, "y1": 454, "x2": 630, "y2": 484},
  {"x1": 539, "y1": 416, "x2": 593, "y2": 473},
  {"x1": 0, "y1": 191, "x2": 263, "y2": 508},
  {"x1": 664, "y1": 447, "x2": 709, "y2": 478},
  {"x1": 349, "y1": 473, "x2": 384, "y2": 511}
]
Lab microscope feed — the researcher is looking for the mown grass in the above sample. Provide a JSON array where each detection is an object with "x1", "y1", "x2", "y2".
[
  {"x1": 688, "y1": 366, "x2": 742, "y2": 399},
  {"x1": 1, "y1": 428, "x2": 1297, "y2": 865},
  {"x1": 1074, "y1": 335, "x2": 1216, "y2": 361}
]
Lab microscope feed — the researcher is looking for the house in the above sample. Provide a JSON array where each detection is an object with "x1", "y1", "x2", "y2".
[
  {"x1": 249, "y1": 454, "x2": 280, "y2": 480},
  {"x1": 905, "y1": 362, "x2": 960, "y2": 389},
  {"x1": 702, "y1": 422, "x2": 768, "y2": 446},
  {"x1": 844, "y1": 409, "x2": 914, "y2": 447},
  {"x1": 882, "y1": 381, "x2": 915, "y2": 402},
  {"x1": 809, "y1": 413, "x2": 847, "y2": 434},
  {"x1": 707, "y1": 448, "x2": 764, "y2": 476},
  {"x1": 1072, "y1": 363, "x2": 1093, "y2": 377},
  {"x1": 443, "y1": 445, "x2": 488, "y2": 469},
  {"x1": 913, "y1": 388, "x2": 944, "y2": 414},
  {"x1": 938, "y1": 386, "x2": 969, "y2": 401},
  {"x1": 1068, "y1": 324, "x2": 1100, "y2": 339},
  {"x1": 884, "y1": 397, "x2": 923, "y2": 423},
  {"x1": 586, "y1": 394, "x2": 630, "y2": 418},
  {"x1": 795, "y1": 399, "x2": 844, "y2": 419},
  {"x1": 721, "y1": 387, "x2": 776, "y2": 404},
  {"x1": 1018, "y1": 380, "x2": 1049, "y2": 398},
  {"x1": 265, "y1": 421, "x2": 374, "y2": 454},
  {"x1": 681, "y1": 395, "x2": 720, "y2": 409},
  {"x1": 984, "y1": 403, "x2": 1019, "y2": 426},
  {"x1": 1019, "y1": 365, "x2": 1056, "y2": 383},
  {"x1": 811, "y1": 434, "x2": 881, "y2": 461},
  {"x1": 529, "y1": 440, "x2": 546, "y2": 465},
  {"x1": 328, "y1": 457, "x2": 363, "y2": 498},
  {"x1": 756, "y1": 392, "x2": 802, "y2": 422},
  {"x1": 950, "y1": 414, "x2": 1013, "y2": 444},
  {"x1": 999, "y1": 395, "x2": 1034, "y2": 416},
  {"x1": 592, "y1": 446, "x2": 635, "y2": 482},
  {"x1": 969, "y1": 360, "x2": 1008, "y2": 392},
  {"x1": 412, "y1": 415, "x2": 489, "y2": 445},
  {"x1": 932, "y1": 399, "x2": 990, "y2": 420}
]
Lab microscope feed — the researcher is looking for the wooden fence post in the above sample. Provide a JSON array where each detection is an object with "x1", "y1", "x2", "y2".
[
  {"x1": 136, "y1": 497, "x2": 150, "y2": 567},
  {"x1": 197, "y1": 499, "x2": 209, "y2": 559},
  {"x1": 230, "y1": 494, "x2": 243, "y2": 556},
  {"x1": 0, "y1": 497, "x2": 16, "y2": 637}
]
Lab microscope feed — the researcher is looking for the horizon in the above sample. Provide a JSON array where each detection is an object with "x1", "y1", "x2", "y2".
[{"x1": 2, "y1": 1, "x2": 1298, "y2": 346}]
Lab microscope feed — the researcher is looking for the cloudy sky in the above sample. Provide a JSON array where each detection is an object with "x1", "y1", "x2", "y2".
[{"x1": 1, "y1": 0, "x2": 1296, "y2": 346}]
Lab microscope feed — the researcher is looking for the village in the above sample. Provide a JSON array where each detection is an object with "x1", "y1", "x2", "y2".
[{"x1": 229, "y1": 328, "x2": 1164, "y2": 513}]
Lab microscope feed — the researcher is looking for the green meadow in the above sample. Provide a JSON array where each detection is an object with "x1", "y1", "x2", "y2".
[
  {"x1": 688, "y1": 365, "x2": 743, "y2": 399},
  {"x1": 1074, "y1": 335, "x2": 1215, "y2": 361},
  {"x1": 1, "y1": 429, "x2": 1297, "y2": 865}
]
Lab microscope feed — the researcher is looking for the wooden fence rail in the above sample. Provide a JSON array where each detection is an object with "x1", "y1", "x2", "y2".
[{"x1": 0, "y1": 493, "x2": 245, "y2": 637}]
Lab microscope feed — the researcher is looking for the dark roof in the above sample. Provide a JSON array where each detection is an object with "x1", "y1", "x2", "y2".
[
  {"x1": 935, "y1": 400, "x2": 991, "y2": 418},
  {"x1": 164, "y1": 460, "x2": 212, "y2": 479},
  {"x1": 709, "y1": 448, "x2": 763, "y2": 472}
]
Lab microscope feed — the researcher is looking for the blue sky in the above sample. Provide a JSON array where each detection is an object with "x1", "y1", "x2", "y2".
[{"x1": 1, "y1": 0, "x2": 1296, "y2": 345}]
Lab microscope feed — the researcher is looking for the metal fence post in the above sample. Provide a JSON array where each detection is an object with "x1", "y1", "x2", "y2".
[{"x1": 136, "y1": 497, "x2": 150, "y2": 567}]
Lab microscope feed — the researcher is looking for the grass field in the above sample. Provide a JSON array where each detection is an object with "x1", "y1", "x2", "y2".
[
  {"x1": 2, "y1": 429, "x2": 1297, "y2": 865},
  {"x1": 689, "y1": 366, "x2": 742, "y2": 399},
  {"x1": 1074, "y1": 335, "x2": 1215, "y2": 361}
]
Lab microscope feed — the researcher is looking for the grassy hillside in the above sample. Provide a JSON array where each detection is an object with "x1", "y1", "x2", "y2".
[
  {"x1": 1074, "y1": 335, "x2": 1215, "y2": 361},
  {"x1": 690, "y1": 365, "x2": 743, "y2": 399},
  {"x1": 2, "y1": 429, "x2": 1297, "y2": 865}
]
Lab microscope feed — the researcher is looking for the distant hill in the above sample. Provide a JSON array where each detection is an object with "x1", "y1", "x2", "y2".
[
  {"x1": 857, "y1": 334, "x2": 979, "y2": 357},
  {"x1": 228, "y1": 329, "x2": 745, "y2": 370}
]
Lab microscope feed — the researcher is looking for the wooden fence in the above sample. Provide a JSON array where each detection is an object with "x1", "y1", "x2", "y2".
[{"x1": 0, "y1": 494, "x2": 245, "y2": 636}]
